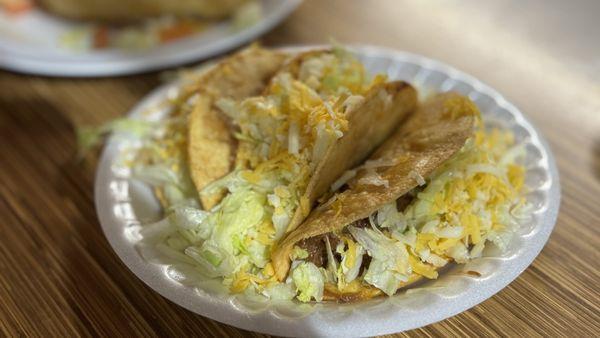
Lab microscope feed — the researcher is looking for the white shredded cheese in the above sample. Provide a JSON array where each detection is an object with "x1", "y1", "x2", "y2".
[
  {"x1": 267, "y1": 194, "x2": 281, "y2": 208},
  {"x1": 362, "y1": 158, "x2": 400, "y2": 170},
  {"x1": 409, "y1": 170, "x2": 426, "y2": 186},
  {"x1": 358, "y1": 170, "x2": 389, "y2": 188},
  {"x1": 418, "y1": 249, "x2": 448, "y2": 267},
  {"x1": 324, "y1": 101, "x2": 336, "y2": 119},
  {"x1": 436, "y1": 226, "x2": 464, "y2": 238},
  {"x1": 330, "y1": 169, "x2": 357, "y2": 191},
  {"x1": 288, "y1": 122, "x2": 300, "y2": 155},
  {"x1": 342, "y1": 95, "x2": 365, "y2": 113},
  {"x1": 317, "y1": 194, "x2": 338, "y2": 211},
  {"x1": 421, "y1": 219, "x2": 440, "y2": 233},
  {"x1": 311, "y1": 123, "x2": 332, "y2": 164}
]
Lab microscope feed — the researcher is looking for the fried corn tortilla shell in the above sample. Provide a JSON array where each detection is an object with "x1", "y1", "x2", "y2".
[
  {"x1": 263, "y1": 48, "x2": 418, "y2": 233},
  {"x1": 322, "y1": 274, "x2": 425, "y2": 302},
  {"x1": 323, "y1": 282, "x2": 382, "y2": 302},
  {"x1": 188, "y1": 46, "x2": 288, "y2": 209},
  {"x1": 272, "y1": 92, "x2": 478, "y2": 286},
  {"x1": 193, "y1": 48, "x2": 418, "y2": 220},
  {"x1": 286, "y1": 80, "x2": 418, "y2": 233},
  {"x1": 39, "y1": 0, "x2": 248, "y2": 21}
]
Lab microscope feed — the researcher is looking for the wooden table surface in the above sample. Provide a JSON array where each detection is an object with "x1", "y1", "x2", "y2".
[{"x1": 1, "y1": 0, "x2": 599, "y2": 336}]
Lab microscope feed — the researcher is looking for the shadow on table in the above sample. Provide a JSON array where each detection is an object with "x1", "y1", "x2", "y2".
[
  {"x1": 0, "y1": 87, "x2": 320, "y2": 336},
  {"x1": 43, "y1": 118, "x2": 271, "y2": 337},
  {"x1": 0, "y1": 69, "x2": 282, "y2": 335},
  {"x1": 56, "y1": 176, "x2": 276, "y2": 336},
  {"x1": 0, "y1": 94, "x2": 262, "y2": 336}
]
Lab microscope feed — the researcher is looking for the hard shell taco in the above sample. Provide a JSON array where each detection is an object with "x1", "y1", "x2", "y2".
[
  {"x1": 271, "y1": 92, "x2": 528, "y2": 302},
  {"x1": 187, "y1": 45, "x2": 289, "y2": 209},
  {"x1": 175, "y1": 45, "x2": 418, "y2": 291}
]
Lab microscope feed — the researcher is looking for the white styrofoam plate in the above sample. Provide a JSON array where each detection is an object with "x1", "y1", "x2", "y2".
[
  {"x1": 95, "y1": 45, "x2": 560, "y2": 336},
  {"x1": 0, "y1": 0, "x2": 301, "y2": 77}
]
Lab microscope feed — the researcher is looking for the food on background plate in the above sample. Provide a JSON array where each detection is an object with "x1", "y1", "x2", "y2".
[
  {"x1": 38, "y1": 0, "x2": 249, "y2": 21},
  {"x1": 93, "y1": 45, "x2": 529, "y2": 303},
  {"x1": 1, "y1": 0, "x2": 262, "y2": 50},
  {"x1": 0, "y1": 0, "x2": 33, "y2": 14}
]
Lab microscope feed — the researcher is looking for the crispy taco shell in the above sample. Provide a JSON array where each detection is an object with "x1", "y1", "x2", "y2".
[
  {"x1": 322, "y1": 274, "x2": 425, "y2": 302},
  {"x1": 271, "y1": 92, "x2": 479, "y2": 292},
  {"x1": 261, "y1": 49, "x2": 418, "y2": 232},
  {"x1": 190, "y1": 48, "x2": 418, "y2": 217},
  {"x1": 286, "y1": 79, "x2": 418, "y2": 233},
  {"x1": 188, "y1": 46, "x2": 288, "y2": 209}
]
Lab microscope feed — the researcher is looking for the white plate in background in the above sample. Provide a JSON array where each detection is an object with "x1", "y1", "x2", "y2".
[
  {"x1": 0, "y1": 0, "x2": 302, "y2": 77},
  {"x1": 95, "y1": 45, "x2": 560, "y2": 336}
]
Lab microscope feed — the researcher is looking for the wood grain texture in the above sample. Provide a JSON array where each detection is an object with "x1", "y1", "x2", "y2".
[{"x1": 1, "y1": 0, "x2": 599, "y2": 336}]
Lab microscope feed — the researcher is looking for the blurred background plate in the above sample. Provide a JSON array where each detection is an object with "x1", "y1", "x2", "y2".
[
  {"x1": 0, "y1": 0, "x2": 301, "y2": 77},
  {"x1": 95, "y1": 45, "x2": 560, "y2": 336}
]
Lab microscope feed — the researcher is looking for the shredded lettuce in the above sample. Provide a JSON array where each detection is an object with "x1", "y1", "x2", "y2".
[
  {"x1": 338, "y1": 239, "x2": 364, "y2": 285},
  {"x1": 376, "y1": 201, "x2": 406, "y2": 230},
  {"x1": 392, "y1": 229, "x2": 417, "y2": 248},
  {"x1": 348, "y1": 226, "x2": 409, "y2": 273},
  {"x1": 290, "y1": 246, "x2": 309, "y2": 260},
  {"x1": 291, "y1": 262, "x2": 324, "y2": 302},
  {"x1": 139, "y1": 218, "x2": 175, "y2": 242},
  {"x1": 348, "y1": 226, "x2": 410, "y2": 295},
  {"x1": 245, "y1": 238, "x2": 270, "y2": 268},
  {"x1": 77, "y1": 118, "x2": 156, "y2": 157},
  {"x1": 197, "y1": 188, "x2": 268, "y2": 273},
  {"x1": 262, "y1": 282, "x2": 296, "y2": 301},
  {"x1": 169, "y1": 206, "x2": 209, "y2": 230},
  {"x1": 417, "y1": 248, "x2": 448, "y2": 267},
  {"x1": 447, "y1": 242, "x2": 469, "y2": 263},
  {"x1": 167, "y1": 206, "x2": 211, "y2": 242},
  {"x1": 324, "y1": 236, "x2": 338, "y2": 283},
  {"x1": 200, "y1": 170, "x2": 246, "y2": 197},
  {"x1": 363, "y1": 259, "x2": 407, "y2": 296},
  {"x1": 133, "y1": 164, "x2": 180, "y2": 187},
  {"x1": 184, "y1": 245, "x2": 235, "y2": 278}
]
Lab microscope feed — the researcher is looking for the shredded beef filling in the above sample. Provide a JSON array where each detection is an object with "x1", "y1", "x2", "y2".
[
  {"x1": 396, "y1": 194, "x2": 413, "y2": 212},
  {"x1": 297, "y1": 234, "x2": 341, "y2": 267},
  {"x1": 297, "y1": 195, "x2": 415, "y2": 279}
]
